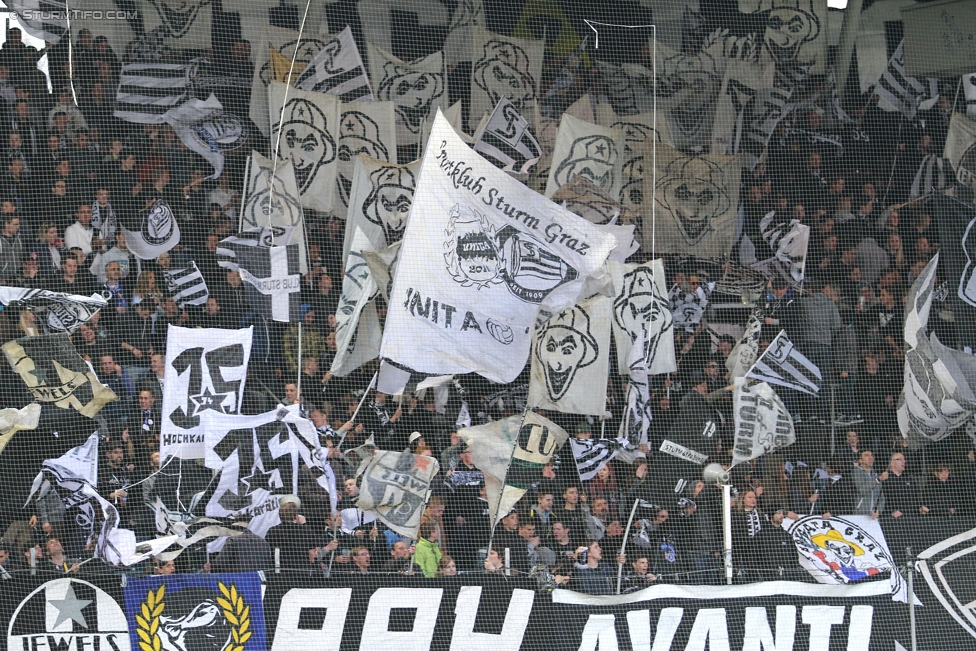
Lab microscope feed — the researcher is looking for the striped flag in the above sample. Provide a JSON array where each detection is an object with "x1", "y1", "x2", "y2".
[
  {"x1": 474, "y1": 98, "x2": 542, "y2": 173},
  {"x1": 570, "y1": 436, "x2": 629, "y2": 481},
  {"x1": 163, "y1": 262, "x2": 210, "y2": 307},
  {"x1": 746, "y1": 330, "x2": 822, "y2": 395},
  {"x1": 295, "y1": 26, "x2": 374, "y2": 102},
  {"x1": 8, "y1": 0, "x2": 79, "y2": 43},
  {"x1": 875, "y1": 39, "x2": 937, "y2": 121},
  {"x1": 115, "y1": 60, "x2": 204, "y2": 124},
  {"x1": 217, "y1": 229, "x2": 302, "y2": 322}
]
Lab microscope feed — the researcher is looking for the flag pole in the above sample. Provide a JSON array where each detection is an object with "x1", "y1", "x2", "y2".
[
  {"x1": 336, "y1": 370, "x2": 378, "y2": 450},
  {"x1": 485, "y1": 403, "x2": 531, "y2": 564},
  {"x1": 296, "y1": 319, "x2": 303, "y2": 400},
  {"x1": 616, "y1": 497, "x2": 641, "y2": 594}
]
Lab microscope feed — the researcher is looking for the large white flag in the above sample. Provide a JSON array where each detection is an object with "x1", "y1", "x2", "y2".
[
  {"x1": 469, "y1": 28, "x2": 544, "y2": 132},
  {"x1": 381, "y1": 111, "x2": 616, "y2": 383},
  {"x1": 370, "y1": 45, "x2": 446, "y2": 148},
  {"x1": 608, "y1": 259, "x2": 676, "y2": 376},
  {"x1": 161, "y1": 325, "x2": 253, "y2": 461},
  {"x1": 240, "y1": 150, "x2": 309, "y2": 274},
  {"x1": 443, "y1": 0, "x2": 485, "y2": 66},
  {"x1": 269, "y1": 81, "x2": 341, "y2": 214},
  {"x1": 458, "y1": 411, "x2": 568, "y2": 525},
  {"x1": 527, "y1": 295, "x2": 612, "y2": 415},
  {"x1": 594, "y1": 103, "x2": 671, "y2": 209},
  {"x1": 545, "y1": 114, "x2": 621, "y2": 198},
  {"x1": 331, "y1": 228, "x2": 382, "y2": 377},
  {"x1": 731, "y1": 378, "x2": 795, "y2": 466},
  {"x1": 335, "y1": 101, "x2": 397, "y2": 213}
]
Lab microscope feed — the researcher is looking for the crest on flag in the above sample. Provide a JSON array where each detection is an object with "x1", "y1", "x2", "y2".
[
  {"x1": 609, "y1": 260, "x2": 676, "y2": 376},
  {"x1": 161, "y1": 325, "x2": 253, "y2": 461},
  {"x1": 163, "y1": 95, "x2": 248, "y2": 179},
  {"x1": 145, "y1": 0, "x2": 212, "y2": 43},
  {"x1": 0, "y1": 288, "x2": 106, "y2": 334},
  {"x1": 474, "y1": 98, "x2": 542, "y2": 174},
  {"x1": 354, "y1": 449, "x2": 440, "y2": 539},
  {"x1": 747, "y1": 330, "x2": 822, "y2": 395},
  {"x1": 3, "y1": 334, "x2": 117, "y2": 418},
  {"x1": 371, "y1": 45, "x2": 446, "y2": 148},
  {"x1": 528, "y1": 296, "x2": 611, "y2": 415},
  {"x1": 122, "y1": 200, "x2": 181, "y2": 261}
]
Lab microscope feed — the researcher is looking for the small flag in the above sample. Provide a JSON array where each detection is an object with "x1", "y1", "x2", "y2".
[{"x1": 163, "y1": 261, "x2": 210, "y2": 307}]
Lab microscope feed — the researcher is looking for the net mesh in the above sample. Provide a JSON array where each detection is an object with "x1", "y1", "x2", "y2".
[{"x1": 0, "y1": 0, "x2": 972, "y2": 649}]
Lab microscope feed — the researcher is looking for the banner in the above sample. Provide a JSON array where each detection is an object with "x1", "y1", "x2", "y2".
[
  {"x1": 0, "y1": 287, "x2": 106, "y2": 334},
  {"x1": 342, "y1": 155, "x2": 421, "y2": 260},
  {"x1": 458, "y1": 411, "x2": 568, "y2": 525},
  {"x1": 217, "y1": 232, "x2": 302, "y2": 323},
  {"x1": 646, "y1": 145, "x2": 741, "y2": 258},
  {"x1": 527, "y1": 295, "x2": 612, "y2": 415},
  {"x1": 381, "y1": 111, "x2": 615, "y2": 384},
  {"x1": 240, "y1": 151, "x2": 308, "y2": 274},
  {"x1": 115, "y1": 60, "x2": 205, "y2": 124},
  {"x1": 369, "y1": 45, "x2": 445, "y2": 149},
  {"x1": 269, "y1": 81, "x2": 341, "y2": 215},
  {"x1": 727, "y1": 307, "x2": 763, "y2": 380},
  {"x1": 120, "y1": 200, "x2": 182, "y2": 261},
  {"x1": 617, "y1": 326, "x2": 651, "y2": 463},
  {"x1": 944, "y1": 112, "x2": 976, "y2": 193},
  {"x1": 294, "y1": 26, "x2": 373, "y2": 103},
  {"x1": 731, "y1": 378, "x2": 795, "y2": 466},
  {"x1": 608, "y1": 259, "x2": 676, "y2": 376},
  {"x1": 875, "y1": 39, "x2": 937, "y2": 120},
  {"x1": 544, "y1": 115, "x2": 621, "y2": 198},
  {"x1": 3, "y1": 334, "x2": 117, "y2": 419},
  {"x1": 755, "y1": 212, "x2": 811, "y2": 285},
  {"x1": 473, "y1": 98, "x2": 542, "y2": 174},
  {"x1": 469, "y1": 28, "x2": 544, "y2": 131},
  {"x1": 746, "y1": 330, "x2": 822, "y2": 396},
  {"x1": 162, "y1": 94, "x2": 248, "y2": 180},
  {"x1": 160, "y1": 325, "x2": 253, "y2": 461},
  {"x1": 163, "y1": 262, "x2": 210, "y2": 307},
  {"x1": 594, "y1": 61, "x2": 656, "y2": 118},
  {"x1": 352, "y1": 447, "x2": 440, "y2": 539},
  {"x1": 331, "y1": 228, "x2": 382, "y2": 377},
  {"x1": 443, "y1": 0, "x2": 485, "y2": 66},
  {"x1": 335, "y1": 102, "x2": 397, "y2": 213}
]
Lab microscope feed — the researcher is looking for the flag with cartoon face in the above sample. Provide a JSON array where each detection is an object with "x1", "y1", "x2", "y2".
[
  {"x1": 469, "y1": 28, "x2": 544, "y2": 132},
  {"x1": 269, "y1": 81, "x2": 341, "y2": 215},
  {"x1": 353, "y1": 448, "x2": 440, "y2": 539},
  {"x1": 381, "y1": 111, "x2": 616, "y2": 384},
  {"x1": 335, "y1": 102, "x2": 397, "y2": 215},
  {"x1": 594, "y1": 104, "x2": 671, "y2": 210},
  {"x1": 608, "y1": 259, "x2": 676, "y2": 376},
  {"x1": 331, "y1": 228, "x2": 382, "y2": 377},
  {"x1": 369, "y1": 44, "x2": 446, "y2": 149},
  {"x1": 444, "y1": 0, "x2": 485, "y2": 66},
  {"x1": 528, "y1": 295, "x2": 611, "y2": 415},
  {"x1": 545, "y1": 114, "x2": 622, "y2": 199},
  {"x1": 646, "y1": 144, "x2": 741, "y2": 258},
  {"x1": 342, "y1": 155, "x2": 421, "y2": 261},
  {"x1": 240, "y1": 150, "x2": 308, "y2": 274}
]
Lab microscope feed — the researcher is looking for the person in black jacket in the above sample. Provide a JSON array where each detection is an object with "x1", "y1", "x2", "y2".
[
  {"x1": 880, "y1": 452, "x2": 921, "y2": 563},
  {"x1": 816, "y1": 458, "x2": 857, "y2": 518},
  {"x1": 264, "y1": 497, "x2": 317, "y2": 573}
]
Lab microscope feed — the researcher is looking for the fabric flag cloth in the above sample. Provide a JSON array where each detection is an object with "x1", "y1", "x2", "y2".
[
  {"x1": 216, "y1": 231, "x2": 303, "y2": 323},
  {"x1": 726, "y1": 308, "x2": 763, "y2": 380},
  {"x1": 875, "y1": 39, "x2": 938, "y2": 121},
  {"x1": 161, "y1": 94, "x2": 248, "y2": 179},
  {"x1": 335, "y1": 101, "x2": 398, "y2": 213},
  {"x1": 203, "y1": 408, "x2": 332, "y2": 539},
  {"x1": 92, "y1": 199, "x2": 118, "y2": 244},
  {"x1": 570, "y1": 436, "x2": 628, "y2": 481},
  {"x1": 617, "y1": 326, "x2": 652, "y2": 464},
  {"x1": 731, "y1": 378, "x2": 795, "y2": 467},
  {"x1": 469, "y1": 28, "x2": 544, "y2": 132},
  {"x1": 443, "y1": 0, "x2": 486, "y2": 66},
  {"x1": 269, "y1": 81, "x2": 341, "y2": 215},
  {"x1": 473, "y1": 98, "x2": 542, "y2": 174},
  {"x1": 8, "y1": 0, "x2": 79, "y2": 43},
  {"x1": 527, "y1": 295, "x2": 612, "y2": 415},
  {"x1": 897, "y1": 253, "x2": 976, "y2": 448},
  {"x1": 381, "y1": 110, "x2": 616, "y2": 384},
  {"x1": 785, "y1": 514, "x2": 912, "y2": 603},
  {"x1": 964, "y1": 73, "x2": 976, "y2": 119},
  {"x1": 239, "y1": 150, "x2": 309, "y2": 274},
  {"x1": 746, "y1": 329, "x2": 822, "y2": 395},
  {"x1": 331, "y1": 228, "x2": 382, "y2": 377},
  {"x1": 943, "y1": 112, "x2": 976, "y2": 193},
  {"x1": 594, "y1": 104, "x2": 672, "y2": 209},
  {"x1": 342, "y1": 155, "x2": 421, "y2": 259},
  {"x1": 3, "y1": 334, "x2": 117, "y2": 418},
  {"x1": 755, "y1": 212, "x2": 811, "y2": 285},
  {"x1": 0, "y1": 287, "x2": 107, "y2": 334},
  {"x1": 115, "y1": 59, "x2": 206, "y2": 124},
  {"x1": 544, "y1": 114, "x2": 621, "y2": 198},
  {"x1": 0, "y1": 403, "x2": 41, "y2": 457},
  {"x1": 911, "y1": 154, "x2": 948, "y2": 198},
  {"x1": 26, "y1": 433, "x2": 128, "y2": 564},
  {"x1": 160, "y1": 325, "x2": 253, "y2": 461},
  {"x1": 351, "y1": 448, "x2": 440, "y2": 539},
  {"x1": 458, "y1": 411, "x2": 569, "y2": 525},
  {"x1": 163, "y1": 261, "x2": 209, "y2": 307},
  {"x1": 710, "y1": 59, "x2": 774, "y2": 159},
  {"x1": 932, "y1": 195, "x2": 976, "y2": 352},
  {"x1": 369, "y1": 45, "x2": 446, "y2": 148},
  {"x1": 552, "y1": 176, "x2": 637, "y2": 226},
  {"x1": 120, "y1": 199, "x2": 182, "y2": 260},
  {"x1": 362, "y1": 241, "x2": 401, "y2": 302},
  {"x1": 646, "y1": 144, "x2": 742, "y2": 258},
  {"x1": 294, "y1": 26, "x2": 374, "y2": 102},
  {"x1": 670, "y1": 281, "x2": 714, "y2": 333},
  {"x1": 141, "y1": 0, "x2": 212, "y2": 47},
  {"x1": 608, "y1": 259, "x2": 676, "y2": 376}
]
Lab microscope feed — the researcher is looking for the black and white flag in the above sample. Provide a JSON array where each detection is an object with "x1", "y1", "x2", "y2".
[
  {"x1": 217, "y1": 231, "x2": 303, "y2": 323},
  {"x1": 163, "y1": 261, "x2": 209, "y2": 307},
  {"x1": 240, "y1": 150, "x2": 308, "y2": 274},
  {"x1": 755, "y1": 211, "x2": 811, "y2": 284},
  {"x1": 331, "y1": 228, "x2": 382, "y2": 377},
  {"x1": 0, "y1": 287, "x2": 107, "y2": 334},
  {"x1": 8, "y1": 0, "x2": 79, "y2": 43},
  {"x1": 353, "y1": 448, "x2": 440, "y2": 539},
  {"x1": 115, "y1": 59, "x2": 205, "y2": 124},
  {"x1": 370, "y1": 45, "x2": 446, "y2": 148},
  {"x1": 473, "y1": 98, "x2": 542, "y2": 173},
  {"x1": 747, "y1": 330, "x2": 822, "y2": 395},
  {"x1": 617, "y1": 326, "x2": 651, "y2": 464},
  {"x1": 120, "y1": 199, "x2": 181, "y2": 260},
  {"x1": 443, "y1": 0, "x2": 485, "y2": 66},
  {"x1": 943, "y1": 112, "x2": 976, "y2": 192},
  {"x1": 335, "y1": 102, "x2": 397, "y2": 213},
  {"x1": 910, "y1": 155, "x2": 949, "y2": 198},
  {"x1": 295, "y1": 26, "x2": 374, "y2": 102},
  {"x1": 609, "y1": 259, "x2": 676, "y2": 376},
  {"x1": 570, "y1": 436, "x2": 629, "y2": 481},
  {"x1": 469, "y1": 28, "x2": 543, "y2": 132},
  {"x1": 163, "y1": 94, "x2": 249, "y2": 179},
  {"x1": 875, "y1": 39, "x2": 938, "y2": 121},
  {"x1": 342, "y1": 155, "x2": 420, "y2": 259},
  {"x1": 141, "y1": 0, "x2": 212, "y2": 48},
  {"x1": 731, "y1": 378, "x2": 795, "y2": 467},
  {"x1": 545, "y1": 114, "x2": 621, "y2": 198},
  {"x1": 727, "y1": 308, "x2": 763, "y2": 380},
  {"x1": 161, "y1": 325, "x2": 253, "y2": 461}
]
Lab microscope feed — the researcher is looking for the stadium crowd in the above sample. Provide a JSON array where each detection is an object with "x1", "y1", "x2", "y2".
[{"x1": 0, "y1": 15, "x2": 973, "y2": 597}]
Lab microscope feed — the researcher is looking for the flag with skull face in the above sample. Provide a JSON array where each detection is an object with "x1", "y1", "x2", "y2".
[
  {"x1": 645, "y1": 144, "x2": 741, "y2": 258},
  {"x1": 334, "y1": 101, "x2": 397, "y2": 215},
  {"x1": 528, "y1": 295, "x2": 612, "y2": 415},
  {"x1": 469, "y1": 28, "x2": 544, "y2": 132},
  {"x1": 240, "y1": 150, "x2": 309, "y2": 274}
]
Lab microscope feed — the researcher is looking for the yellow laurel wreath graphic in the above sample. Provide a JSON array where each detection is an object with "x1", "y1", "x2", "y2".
[
  {"x1": 217, "y1": 581, "x2": 252, "y2": 651},
  {"x1": 135, "y1": 584, "x2": 165, "y2": 651}
]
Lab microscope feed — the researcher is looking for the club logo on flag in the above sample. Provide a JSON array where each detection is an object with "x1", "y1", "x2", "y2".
[
  {"x1": 241, "y1": 167, "x2": 304, "y2": 233},
  {"x1": 144, "y1": 200, "x2": 177, "y2": 246},
  {"x1": 190, "y1": 110, "x2": 249, "y2": 153},
  {"x1": 147, "y1": 0, "x2": 211, "y2": 39},
  {"x1": 7, "y1": 579, "x2": 130, "y2": 651},
  {"x1": 337, "y1": 111, "x2": 391, "y2": 206},
  {"x1": 790, "y1": 515, "x2": 898, "y2": 588}
]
